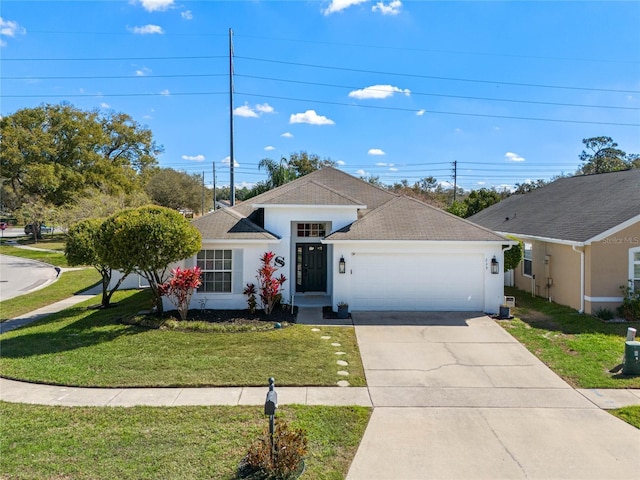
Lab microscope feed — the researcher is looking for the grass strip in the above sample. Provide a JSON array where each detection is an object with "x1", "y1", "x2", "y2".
[
  {"x1": 0, "y1": 290, "x2": 366, "y2": 387},
  {"x1": 609, "y1": 405, "x2": 640, "y2": 429},
  {"x1": 499, "y1": 287, "x2": 640, "y2": 389},
  {"x1": 0, "y1": 244, "x2": 68, "y2": 266},
  {"x1": 0, "y1": 402, "x2": 371, "y2": 480},
  {"x1": 0, "y1": 269, "x2": 101, "y2": 322}
]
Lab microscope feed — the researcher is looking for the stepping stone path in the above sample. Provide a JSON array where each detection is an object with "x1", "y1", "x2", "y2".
[{"x1": 310, "y1": 328, "x2": 351, "y2": 386}]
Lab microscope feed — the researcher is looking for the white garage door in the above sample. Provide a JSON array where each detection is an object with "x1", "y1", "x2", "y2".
[{"x1": 350, "y1": 252, "x2": 485, "y2": 311}]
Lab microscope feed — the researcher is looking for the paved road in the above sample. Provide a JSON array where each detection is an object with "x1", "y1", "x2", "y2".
[
  {"x1": 346, "y1": 312, "x2": 640, "y2": 480},
  {"x1": 0, "y1": 254, "x2": 59, "y2": 302}
]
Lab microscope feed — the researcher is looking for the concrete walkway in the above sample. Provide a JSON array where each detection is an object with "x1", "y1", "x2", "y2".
[{"x1": 345, "y1": 312, "x2": 640, "y2": 480}]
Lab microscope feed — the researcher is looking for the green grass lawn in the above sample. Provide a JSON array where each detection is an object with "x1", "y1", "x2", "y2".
[
  {"x1": 610, "y1": 405, "x2": 640, "y2": 429},
  {"x1": 499, "y1": 287, "x2": 640, "y2": 389},
  {"x1": 0, "y1": 269, "x2": 101, "y2": 322},
  {"x1": 0, "y1": 243, "x2": 68, "y2": 266},
  {"x1": 0, "y1": 289, "x2": 366, "y2": 387},
  {"x1": 0, "y1": 401, "x2": 371, "y2": 480}
]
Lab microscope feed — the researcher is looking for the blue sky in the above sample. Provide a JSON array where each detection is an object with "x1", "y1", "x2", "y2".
[{"x1": 2, "y1": 0, "x2": 639, "y2": 192}]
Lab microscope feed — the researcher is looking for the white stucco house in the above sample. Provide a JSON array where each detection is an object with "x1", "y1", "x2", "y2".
[{"x1": 163, "y1": 167, "x2": 512, "y2": 314}]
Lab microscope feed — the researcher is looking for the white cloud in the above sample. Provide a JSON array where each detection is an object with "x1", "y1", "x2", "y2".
[
  {"x1": 416, "y1": 109, "x2": 426, "y2": 116},
  {"x1": 135, "y1": 67, "x2": 152, "y2": 76},
  {"x1": 0, "y1": 18, "x2": 26, "y2": 37},
  {"x1": 136, "y1": 0, "x2": 174, "y2": 12},
  {"x1": 454, "y1": 128, "x2": 462, "y2": 133},
  {"x1": 234, "y1": 104, "x2": 259, "y2": 118},
  {"x1": 389, "y1": 167, "x2": 398, "y2": 172},
  {"x1": 221, "y1": 156, "x2": 240, "y2": 168},
  {"x1": 264, "y1": 146, "x2": 276, "y2": 151},
  {"x1": 160, "y1": 89, "x2": 170, "y2": 96},
  {"x1": 255, "y1": 103, "x2": 274, "y2": 113},
  {"x1": 355, "y1": 169, "x2": 370, "y2": 176},
  {"x1": 505, "y1": 152, "x2": 525, "y2": 162},
  {"x1": 348, "y1": 84, "x2": 410, "y2": 100},
  {"x1": 477, "y1": 181, "x2": 486, "y2": 185},
  {"x1": 289, "y1": 110, "x2": 335, "y2": 125},
  {"x1": 336, "y1": 160, "x2": 346, "y2": 166},
  {"x1": 182, "y1": 154, "x2": 205, "y2": 162},
  {"x1": 372, "y1": 0, "x2": 402, "y2": 15},
  {"x1": 375, "y1": 162, "x2": 388, "y2": 166},
  {"x1": 368, "y1": 149, "x2": 386, "y2": 156},
  {"x1": 100, "y1": 102, "x2": 110, "y2": 109},
  {"x1": 323, "y1": 0, "x2": 368, "y2": 15},
  {"x1": 281, "y1": 132, "x2": 293, "y2": 138},
  {"x1": 130, "y1": 24, "x2": 164, "y2": 35},
  {"x1": 234, "y1": 102, "x2": 275, "y2": 118},
  {"x1": 181, "y1": 10, "x2": 193, "y2": 20}
]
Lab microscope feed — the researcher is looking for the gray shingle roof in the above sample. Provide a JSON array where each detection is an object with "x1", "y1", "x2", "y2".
[
  {"x1": 469, "y1": 169, "x2": 640, "y2": 243},
  {"x1": 233, "y1": 167, "x2": 396, "y2": 217},
  {"x1": 252, "y1": 180, "x2": 365, "y2": 207},
  {"x1": 325, "y1": 195, "x2": 508, "y2": 242},
  {"x1": 191, "y1": 207, "x2": 279, "y2": 241}
]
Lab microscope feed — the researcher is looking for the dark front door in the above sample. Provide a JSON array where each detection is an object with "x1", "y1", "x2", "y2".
[{"x1": 296, "y1": 243, "x2": 327, "y2": 292}]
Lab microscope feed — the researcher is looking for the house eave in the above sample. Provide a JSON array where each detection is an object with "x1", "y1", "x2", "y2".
[
  {"x1": 322, "y1": 239, "x2": 511, "y2": 245},
  {"x1": 584, "y1": 214, "x2": 640, "y2": 245},
  {"x1": 495, "y1": 232, "x2": 585, "y2": 247},
  {"x1": 252, "y1": 203, "x2": 366, "y2": 209}
]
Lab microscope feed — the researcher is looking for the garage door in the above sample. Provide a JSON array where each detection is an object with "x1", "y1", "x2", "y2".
[{"x1": 350, "y1": 252, "x2": 485, "y2": 311}]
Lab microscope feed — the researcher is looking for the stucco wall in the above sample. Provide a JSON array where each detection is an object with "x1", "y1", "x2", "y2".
[
  {"x1": 513, "y1": 239, "x2": 582, "y2": 311},
  {"x1": 585, "y1": 222, "x2": 640, "y2": 314}
]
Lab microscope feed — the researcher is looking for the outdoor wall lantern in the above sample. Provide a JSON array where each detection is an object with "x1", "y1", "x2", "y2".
[
  {"x1": 491, "y1": 256, "x2": 499, "y2": 274},
  {"x1": 339, "y1": 256, "x2": 346, "y2": 274}
]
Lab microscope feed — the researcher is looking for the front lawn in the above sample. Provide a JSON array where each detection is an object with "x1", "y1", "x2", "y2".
[
  {"x1": 0, "y1": 402, "x2": 371, "y2": 479},
  {"x1": 0, "y1": 290, "x2": 366, "y2": 387},
  {"x1": 610, "y1": 405, "x2": 640, "y2": 429},
  {"x1": 0, "y1": 243, "x2": 68, "y2": 266},
  {"x1": 499, "y1": 287, "x2": 640, "y2": 389},
  {"x1": 0, "y1": 268, "x2": 100, "y2": 322}
]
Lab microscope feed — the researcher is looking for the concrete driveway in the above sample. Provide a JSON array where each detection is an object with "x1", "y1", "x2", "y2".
[{"x1": 347, "y1": 312, "x2": 640, "y2": 480}]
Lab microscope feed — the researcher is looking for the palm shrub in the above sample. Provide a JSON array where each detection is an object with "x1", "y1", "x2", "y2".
[{"x1": 239, "y1": 420, "x2": 308, "y2": 479}]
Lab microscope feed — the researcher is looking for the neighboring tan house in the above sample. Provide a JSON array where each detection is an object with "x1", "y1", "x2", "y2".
[
  {"x1": 168, "y1": 167, "x2": 511, "y2": 314},
  {"x1": 469, "y1": 169, "x2": 640, "y2": 314}
]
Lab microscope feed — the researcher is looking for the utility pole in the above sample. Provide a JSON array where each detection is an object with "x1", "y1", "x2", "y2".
[
  {"x1": 452, "y1": 160, "x2": 458, "y2": 204},
  {"x1": 229, "y1": 27, "x2": 236, "y2": 206},
  {"x1": 213, "y1": 161, "x2": 217, "y2": 210},
  {"x1": 201, "y1": 171, "x2": 205, "y2": 215}
]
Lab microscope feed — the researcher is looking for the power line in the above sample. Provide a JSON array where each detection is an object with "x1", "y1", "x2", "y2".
[
  {"x1": 4, "y1": 73, "x2": 227, "y2": 80},
  {"x1": 236, "y1": 56, "x2": 640, "y2": 94},
  {"x1": 2, "y1": 55, "x2": 226, "y2": 62},
  {"x1": 236, "y1": 91, "x2": 640, "y2": 127},
  {"x1": 236, "y1": 74, "x2": 639, "y2": 111},
  {"x1": 2, "y1": 92, "x2": 227, "y2": 98},
  {"x1": 235, "y1": 33, "x2": 640, "y2": 66}
]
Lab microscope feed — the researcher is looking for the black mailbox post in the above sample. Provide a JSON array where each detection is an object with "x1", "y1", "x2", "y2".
[{"x1": 264, "y1": 377, "x2": 278, "y2": 462}]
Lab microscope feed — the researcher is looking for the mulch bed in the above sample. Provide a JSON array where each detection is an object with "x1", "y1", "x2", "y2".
[{"x1": 180, "y1": 307, "x2": 297, "y2": 324}]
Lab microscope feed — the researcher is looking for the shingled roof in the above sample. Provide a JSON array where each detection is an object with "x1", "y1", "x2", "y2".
[
  {"x1": 326, "y1": 196, "x2": 507, "y2": 242},
  {"x1": 469, "y1": 169, "x2": 640, "y2": 243},
  {"x1": 191, "y1": 207, "x2": 279, "y2": 241}
]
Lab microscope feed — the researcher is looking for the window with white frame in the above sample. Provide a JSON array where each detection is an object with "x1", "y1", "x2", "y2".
[
  {"x1": 523, "y1": 243, "x2": 533, "y2": 277},
  {"x1": 632, "y1": 248, "x2": 640, "y2": 293},
  {"x1": 197, "y1": 250, "x2": 232, "y2": 293}
]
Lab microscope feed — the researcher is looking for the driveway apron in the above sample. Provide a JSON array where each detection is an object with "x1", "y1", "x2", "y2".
[{"x1": 347, "y1": 312, "x2": 640, "y2": 480}]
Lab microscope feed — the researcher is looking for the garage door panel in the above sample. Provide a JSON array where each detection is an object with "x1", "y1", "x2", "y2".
[{"x1": 351, "y1": 253, "x2": 484, "y2": 311}]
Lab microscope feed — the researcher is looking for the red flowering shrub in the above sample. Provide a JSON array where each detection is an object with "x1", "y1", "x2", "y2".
[
  {"x1": 254, "y1": 251, "x2": 286, "y2": 315},
  {"x1": 158, "y1": 266, "x2": 202, "y2": 320}
]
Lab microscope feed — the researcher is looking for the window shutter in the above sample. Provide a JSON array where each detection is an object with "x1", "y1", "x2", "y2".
[{"x1": 233, "y1": 249, "x2": 244, "y2": 293}]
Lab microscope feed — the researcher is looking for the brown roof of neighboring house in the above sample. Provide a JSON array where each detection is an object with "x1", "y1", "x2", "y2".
[
  {"x1": 469, "y1": 169, "x2": 640, "y2": 243},
  {"x1": 325, "y1": 195, "x2": 508, "y2": 241}
]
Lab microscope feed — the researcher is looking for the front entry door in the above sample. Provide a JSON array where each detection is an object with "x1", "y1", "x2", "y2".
[{"x1": 296, "y1": 244, "x2": 327, "y2": 292}]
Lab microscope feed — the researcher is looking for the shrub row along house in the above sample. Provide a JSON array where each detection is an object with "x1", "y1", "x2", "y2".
[
  {"x1": 169, "y1": 167, "x2": 511, "y2": 314},
  {"x1": 470, "y1": 168, "x2": 640, "y2": 315}
]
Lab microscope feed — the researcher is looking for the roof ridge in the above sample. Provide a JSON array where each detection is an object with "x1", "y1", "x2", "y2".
[{"x1": 305, "y1": 179, "x2": 366, "y2": 205}]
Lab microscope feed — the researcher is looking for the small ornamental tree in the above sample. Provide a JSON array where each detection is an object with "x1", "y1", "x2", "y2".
[
  {"x1": 158, "y1": 266, "x2": 202, "y2": 320},
  {"x1": 504, "y1": 235, "x2": 524, "y2": 272},
  {"x1": 247, "y1": 251, "x2": 286, "y2": 315}
]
